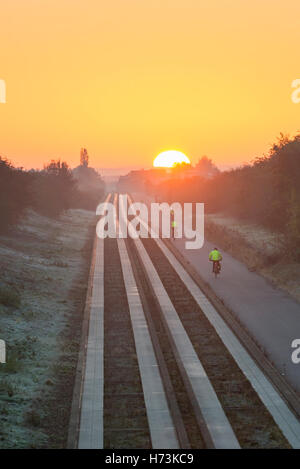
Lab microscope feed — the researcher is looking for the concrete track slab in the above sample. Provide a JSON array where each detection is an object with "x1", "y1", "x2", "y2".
[
  {"x1": 78, "y1": 237, "x2": 104, "y2": 449},
  {"x1": 117, "y1": 238, "x2": 179, "y2": 449}
]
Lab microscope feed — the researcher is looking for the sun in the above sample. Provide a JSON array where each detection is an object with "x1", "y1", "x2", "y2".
[{"x1": 153, "y1": 150, "x2": 191, "y2": 168}]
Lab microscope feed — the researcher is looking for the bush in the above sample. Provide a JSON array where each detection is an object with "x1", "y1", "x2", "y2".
[
  {"x1": 0, "y1": 379, "x2": 16, "y2": 397},
  {"x1": 25, "y1": 410, "x2": 41, "y2": 427},
  {"x1": 32, "y1": 160, "x2": 77, "y2": 217},
  {"x1": 0, "y1": 352, "x2": 22, "y2": 374},
  {"x1": 0, "y1": 158, "x2": 33, "y2": 232},
  {"x1": 0, "y1": 285, "x2": 21, "y2": 308},
  {"x1": 72, "y1": 162, "x2": 105, "y2": 210}
]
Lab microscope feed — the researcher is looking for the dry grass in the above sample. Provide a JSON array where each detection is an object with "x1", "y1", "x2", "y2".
[{"x1": 205, "y1": 213, "x2": 300, "y2": 303}]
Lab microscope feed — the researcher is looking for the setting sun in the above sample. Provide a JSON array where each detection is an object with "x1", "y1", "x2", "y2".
[{"x1": 153, "y1": 150, "x2": 191, "y2": 168}]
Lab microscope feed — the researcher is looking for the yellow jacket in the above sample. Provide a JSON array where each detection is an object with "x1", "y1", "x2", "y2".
[{"x1": 209, "y1": 249, "x2": 222, "y2": 261}]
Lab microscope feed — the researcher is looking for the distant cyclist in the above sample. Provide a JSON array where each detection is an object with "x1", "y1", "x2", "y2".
[
  {"x1": 170, "y1": 209, "x2": 176, "y2": 240},
  {"x1": 209, "y1": 247, "x2": 222, "y2": 274}
]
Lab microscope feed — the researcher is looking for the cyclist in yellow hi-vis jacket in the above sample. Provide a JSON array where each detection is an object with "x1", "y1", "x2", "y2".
[
  {"x1": 171, "y1": 220, "x2": 177, "y2": 239},
  {"x1": 209, "y1": 247, "x2": 222, "y2": 273},
  {"x1": 170, "y1": 209, "x2": 176, "y2": 240}
]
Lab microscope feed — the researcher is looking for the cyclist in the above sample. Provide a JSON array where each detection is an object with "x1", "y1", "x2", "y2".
[
  {"x1": 209, "y1": 247, "x2": 222, "y2": 274},
  {"x1": 170, "y1": 209, "x2": 176, "y2": 240}
]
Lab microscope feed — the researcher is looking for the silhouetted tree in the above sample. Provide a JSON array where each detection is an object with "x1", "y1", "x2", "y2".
[
  {"x1": 154, "y1": 134, "x2": 300, "y2": 260},
  {"x1": 32, "y1": 160, "x2": 77, "y2": 217},
  {"x1": 195, "y1": 156, "x2": 220, "y2": 178},
  {"x1": 0, "y1": 157, "x2": 32, "y2": 231},
  {"x1": 73, "y1": 152, "x2": 105, "y2": 210},
  {"x1": 80, "y1": 148, "x2": 89, "y2": 167}
]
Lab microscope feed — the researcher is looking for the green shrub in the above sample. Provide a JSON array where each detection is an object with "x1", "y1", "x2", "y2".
[
  {"x1": 25, "y1": 410, "x2": 41, "y2": 427},
  {"x1": 0, "y1": 352, "x2": 22, "y2": 374},
  {"x1": 0, "y1": 379, "x2": 16, "y2": 397},
  {"x1": 0, "y1": 286, "x2": 20, "y2": 308}
]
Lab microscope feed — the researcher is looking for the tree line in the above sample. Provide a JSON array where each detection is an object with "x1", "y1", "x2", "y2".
[
  {"x1": 0, "y1": 152, "x2": 105, "y2": 232},
  {"x1": 153, "y1": 134, "x2": 300, "y2": 260}
]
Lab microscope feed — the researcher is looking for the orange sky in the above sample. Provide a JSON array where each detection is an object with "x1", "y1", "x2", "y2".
[{"x1": 0, "y1": 0, "x2": 300, "y2": 170}]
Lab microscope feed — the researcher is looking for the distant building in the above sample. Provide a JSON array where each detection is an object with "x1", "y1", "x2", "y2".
[{"x1": 118, "y1": 157, "x2": 220, "y2": 192}]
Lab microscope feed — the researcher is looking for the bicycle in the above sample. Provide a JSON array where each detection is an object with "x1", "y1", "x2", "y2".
[{"x1": 212, "y1": 260, "x2": 221, "y2": 278}]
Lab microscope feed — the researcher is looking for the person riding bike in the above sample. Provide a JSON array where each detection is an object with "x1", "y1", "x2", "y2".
[
  {"x1": 209, "y1": 247, "x2": 222, "y2": 274},
  {"x1": 170, "y1": 209, "x2": 176, "y2": 240}
]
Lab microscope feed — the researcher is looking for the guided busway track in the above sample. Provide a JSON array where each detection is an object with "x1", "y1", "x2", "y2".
[{"x1": 74, "y1": 192, "x2": 300, "y2": 449}]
